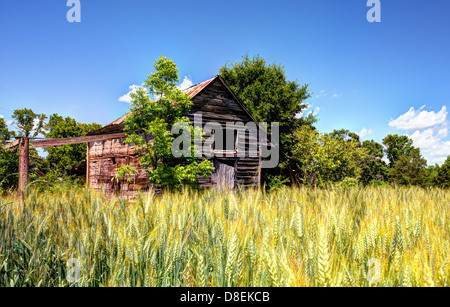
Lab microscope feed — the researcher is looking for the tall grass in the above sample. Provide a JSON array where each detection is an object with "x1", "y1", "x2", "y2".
[{"x1": 0, "y1": 186, "x2": 449, "y2": 287}]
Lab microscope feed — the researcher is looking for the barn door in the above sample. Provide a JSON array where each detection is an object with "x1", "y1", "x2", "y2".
[{"x1": 212, "y1": 160, "x2": 236, "y2": 190}]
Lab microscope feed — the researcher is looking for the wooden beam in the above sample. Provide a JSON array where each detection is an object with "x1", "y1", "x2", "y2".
[
  {"x1": 18, "y1": 137, "x2": 29, "y2": 198},
  {"x1": 30, "y1": 132, "x2": 127, "y2": 148},
  {"x1": 2, "y1": 132, "x2": 127, "y2": 150},
  {"x1": 3, "y1": 139, "x2": 20, "y2": 150}
]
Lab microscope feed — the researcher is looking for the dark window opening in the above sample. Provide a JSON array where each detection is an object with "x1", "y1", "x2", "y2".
[{"x1": 212, "y1": 129, "x2": 238, "y2": 152}]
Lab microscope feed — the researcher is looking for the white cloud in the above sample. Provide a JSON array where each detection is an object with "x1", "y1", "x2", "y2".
[
  {"x1": 178, "y1": 76, "x2": 193, "y2": 91},
  {"x1": 306, "y1": 104, "x2": 320, "y2": 116},
  {"x1": 295, "y1": 103, "x2": 320, "y2": 118},
  {"x1": 389, "y1": 105, "x2": 447, "y2": 130},
  {"x1": 389, "y1": 105, "x2": 449, "y2": 165},
  {"x1": 118, "y1": 84, "x2": 146, "y2": 103},
  {"x1": 31, "y1": 118, "x2": 47, "y2": 137},
  {"x1": 409, "y1": 126, "x2": 450, "y2": 162},
  {"x1": 315, "y1": 90, "x2": 340, "y2": 99},
  {"x1": 315, "y1": 90, "x2": 327, "y2": 98},
  {"x1": 357, "y1": 127, "x2": 374, "y2": 139},
  {"x1": 433, "y1": 156, "x2": 448, "y2": 163},
  {"x1": 0, "y1": 114, "x2": 3, "y2": 119}
]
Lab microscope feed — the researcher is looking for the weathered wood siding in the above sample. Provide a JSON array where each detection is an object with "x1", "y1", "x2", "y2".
[
  {"x1": 88, "y1": 137, "x2": 149, "y2": 198},
  {"x1": 188, "y1": 79, "x2": 261, "y2": 189}
]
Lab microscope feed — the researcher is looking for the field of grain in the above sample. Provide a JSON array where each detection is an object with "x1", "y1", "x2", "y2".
[{"x1": 0, "y1": 186, "x2": 449, "y2": 287}]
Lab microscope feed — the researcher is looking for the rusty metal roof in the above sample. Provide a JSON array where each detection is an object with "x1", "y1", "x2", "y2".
[
  {"x1": 108, "y1": 113, "x2": 129, "y2": 126},
  {"x1": 182, "y1": 76, "x2": 216, "y2": 98},
  {"x1": 107, "y1": 76, "x2": 217, "y2": 126}
]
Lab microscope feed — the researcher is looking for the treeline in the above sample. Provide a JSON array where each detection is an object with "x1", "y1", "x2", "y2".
[
  {"x1": 0, "y1": 108, "x2": 101, "y2": 191},
  {"x1": 285, "y1": 126, "x2": 449, "y2": 188}
]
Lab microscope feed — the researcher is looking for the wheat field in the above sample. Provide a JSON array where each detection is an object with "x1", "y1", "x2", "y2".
[{"x1": 0, "y1": 186, "x2": 449, "y2": 287}]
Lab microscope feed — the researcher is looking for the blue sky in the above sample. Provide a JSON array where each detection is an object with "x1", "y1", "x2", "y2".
[{"x1": 0, "y1": 0, "x2": 449, "y2": 164}]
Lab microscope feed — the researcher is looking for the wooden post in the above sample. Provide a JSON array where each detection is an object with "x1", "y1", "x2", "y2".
[{"x1": 18, "y1": 137, "x2": 29, "y2": 198}]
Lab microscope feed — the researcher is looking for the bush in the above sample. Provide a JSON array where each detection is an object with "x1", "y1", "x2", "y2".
[{"x1": 338, "y1": 177, "x2": 359, "y2": 188}]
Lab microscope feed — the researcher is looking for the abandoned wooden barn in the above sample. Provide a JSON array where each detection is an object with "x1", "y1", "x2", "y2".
[{"x1": 86, "y1": 75, "x2": 264, "y2": 197}]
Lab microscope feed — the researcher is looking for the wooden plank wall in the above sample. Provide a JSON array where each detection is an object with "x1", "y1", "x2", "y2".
[
  {"x1": 188, "y1": 79, "x2": 261, "y2": 189},
  {"x1": 88, "y1": 137, "x2": 149, "y2": 198}
]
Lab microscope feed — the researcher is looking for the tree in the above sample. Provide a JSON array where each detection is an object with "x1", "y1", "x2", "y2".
[
  {"x1": 0, "y1": 120, "x2": 18, "y2": 190},
  {"x1": 289, "y1": 125, "x2": 321, "y2": 185},
  {"x1": 423, "y1": 164, "x2": 440, "y2": 187},
  {"x1": 1, "y1": 115, "x2": 51, "y2": 191},
  {"x1": 219, "y1": 54, "x2": 314, "y2": 134},
  {"x1": 435, "y1": 156, "x2": 450, "y2": 188},
  {"x1": 382, "y1": 134, "x2": 418, "y2": 167},
  {"x1": 389, "y1": 151, "x2": 428, "y2": 186},
  {"x1": 321, "y1": 131, "x2": 365, "y2": 183},
  {"x1": 329, "y1": 129, "x2": 361, "y2": 145},
  {"x1": 0, "y1": 117, "x2": 15, "y2": 141},
  {"x1": 121, "y1": 55, "x2": 213, "y2": 190},
  {"x1": 359, "y1": 140, "x2": 388, "y2": 185},
  {"x1": 0, "y1": 149, "x2": 19, "y2": 191},
  {"x1": 12, "y1": 108, "x2": 47, "y2": 138},
  {"x1": 45, "y1": 114, "x2": 101, "y2": 177},
  {"x1": 290, "y1": 126, "x2": 365, "y2": 186}
]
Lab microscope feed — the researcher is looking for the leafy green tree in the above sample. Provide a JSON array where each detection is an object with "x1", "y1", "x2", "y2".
[
  {"x1": 289, "y1": 125, "x2": 321, "y2": 185},
  {"x1": 321, "y1": 131, "x2": 365, "y2": 183},
  {"x1": 0, "y1": 117, "x2": 15, "y2": 141},
  {"x1": 329, "y1": 129, "x2": 361, "y2": 145},
  {"x1": 220, "y1": 54, "x2": 313, "y2": 131},
  {"x1": 359, "y1": 140, "x2": 388, "y2": 185},
  {"x1": 0, "y1": 149, "x2": 19, "y2": 191},
  {"x1": 382, "y1": 134, "x2": 419, "y2": 167},
  {"x1": 121, "y1": 55, "x2": 213, "y2": 190},
  {"x1": 389, "y1": 151, "x2": 428, "y2": 186},
  {"x1": 1, "y1": 113, "x2": 49, "y2": 191},
  {"x1": 423, "y1": 164, "x2": 440, "y2": 187},
  {"x1": 0, "y1": 120, "x2": 18, "y2": 190},
  {"x1": 12, "y1": 108, "x2": 47, "y2": 138},
  {"x1": 290, "y1": 126, "x2": 365, "y2": 185},
  {"x1": 435, "y1": 156, "x2": 450, "y2": 188},
  {"x1": 45, "y1": 114, "x2": 101, "y2": 177}
]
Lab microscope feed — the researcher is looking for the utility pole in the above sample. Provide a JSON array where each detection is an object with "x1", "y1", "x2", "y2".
[{"x1": 18, "y1": 137, "x2": 29, "y2": 198}]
